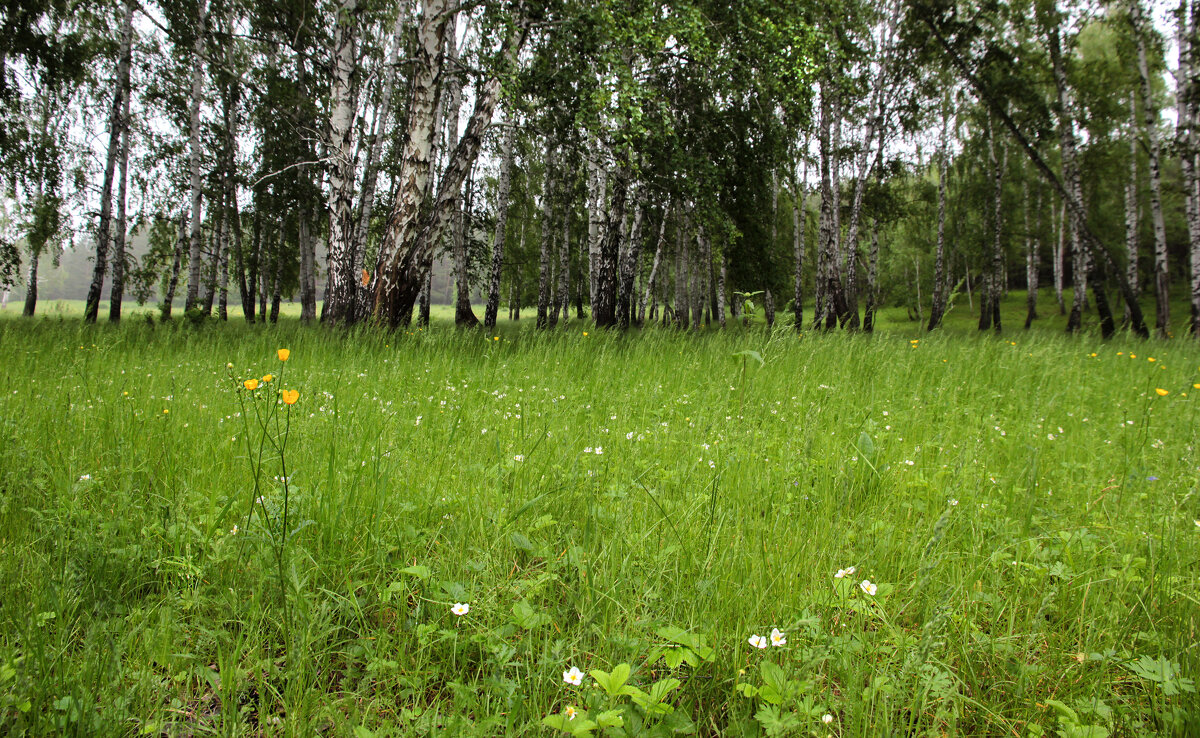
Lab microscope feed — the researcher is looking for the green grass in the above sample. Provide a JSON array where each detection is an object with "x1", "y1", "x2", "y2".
[{"x1": 0, "y1": 313, "x2": 1198, "y2": 736}]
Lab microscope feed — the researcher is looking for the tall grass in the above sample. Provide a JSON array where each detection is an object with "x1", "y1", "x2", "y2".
[{"x1": 0, "y1": 317, "x2": 1197, "y2": 736}]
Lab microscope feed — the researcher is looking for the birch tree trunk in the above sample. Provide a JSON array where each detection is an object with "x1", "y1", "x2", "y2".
[
  {"x1": 163, "y1": 211, "x2": 186, "y2": 319},
  {"x1": 792, "y1": 159, "x2": 807, "y2": 331},
  {"x1": 183, "y1": 0, "x2": 208, "y2": 313},
  {"x1": 638, "y1": 206, "x2": 668, "y2": 326},
  {"x1": 558, "y1": 203, "x2": 571, "y2": 326},
  {"x1": 1178, "y1": 0, "x2": 1200, "y2": 335},
  {"x1": 299, "y1": 211, "x2": 317, "y2": 322},
  {"x1": 717, "y1": 249, "x2": 727, "y2": 328},
  {"x1": 84, "y1": 0, "x2": 134, "y2": 323},
  {"x1": 1053, "y1": 200, "x2": 1065, "y2": 314},
  {"x1": 592, "y1": 155, "x2": 629, "y2": 328},
  {"x1": 108, "y1": 67, "x2": 132, "y2": 323},
  {"x1": 1125, "y1": 91, "x2": 1140, "y2": 328},
  {"x1": 814, "y1": 84, "x2": 845, "y2": 329},
  {"x1": 323, "y1": 0, "x2": 361, "y2": 325},
  {"x1": 484, "y1": 117, "x2": 516, "y2": 329},
  {"x1": 864, "y1": 217, "x2": 880, "y2": 332},
  {"x1": 352, "y1": 7, "x2": 408, "y2": 320},
  {"x1": 928, "y1": 100, "x2": 949, "y2": 330},
  {"x1": 983, "y1": 112, "x2": 1003, "y2": 333},
  {"x1": 22, "y1": 244, "x2": 38, "y2": 317},
  {"x1": 586, "y1": 137, "x2": 606, "y2": 308},
  {"x1": 537, "y1": 142, "x2": 556, "y2": 329},
  {"x1": 1131, "y1": 0, "x2": 1170, "y2": 336},
  {"x1": 617, "y1": 193, "x2": 645, "y2": 328},
  {"x1": 373, "y1": 3, "x2": 528, "y2": 326},
  {"x1": 674, "y1": 212, "x2": 688, "y2": 329},
  {"x1": 1024, "y1": 178, "x2": 1041, "y2": 329}
]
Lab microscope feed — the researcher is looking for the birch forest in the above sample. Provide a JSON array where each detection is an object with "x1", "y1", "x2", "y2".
[{"x1": 2, "y1": 0, "x2": 1199, "y2": 338}]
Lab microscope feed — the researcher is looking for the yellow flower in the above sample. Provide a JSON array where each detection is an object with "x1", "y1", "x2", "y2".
[
  {"x1": 244, "y1": 378, "x2": 260, "y2": 390},
  {"x1": 494, "y1": 336, "x2": 500, "y2": 341},
  {"x1": 262, "y1": 374, "x2": 274, "y2": 383},
  {"x1": 1130, "y1": 354, "x2": 1137, "y2": 359},
  {"x1": 281, "y1": 389, "x2": 299, "y2": 405},
  {"x1": 163, "y1": 409, "x2": 169, "y2": 415},
  {"x1": 1155, "y1": 388, "x2": 1169, "y2": 396},
  {"x1": 583, "y1": 332, "x2": 589, "y2": 337},
  {"x1": 277, "y1": 348, "x2": 291, "y2": 362},
  {"x1": 1193, "y1": 383, "x2": 1199, "y2": 389},
  {"x1": 1148, "y1": 357, "x2": 1156, "y2": 362}
]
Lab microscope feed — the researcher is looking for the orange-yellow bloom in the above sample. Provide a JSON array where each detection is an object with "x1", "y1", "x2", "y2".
[
  {"x1": 277, "y1": 348, "x2": 291, "y2": 362},
  {"x1": 1155, "y1": 388, "x2": 1169, "y2": 396},
  {"x1": 281, "y1": 389, "x2": 299, "y2": 405},
  {"x1": 262, "y1": 374, "x2": 274, "y2": 383},
  {"x1": 244, "y1": 378, "x2": 260, "y2": 390}
]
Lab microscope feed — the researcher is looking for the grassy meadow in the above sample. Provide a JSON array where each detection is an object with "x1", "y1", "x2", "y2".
[{"x1": 0, "y1": 305, "x2": 1198, "y2": 736}]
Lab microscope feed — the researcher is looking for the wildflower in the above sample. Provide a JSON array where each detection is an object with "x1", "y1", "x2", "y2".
[
  {"x1": 226, "y1": 362, "x2": 234, "y2": 369},
  {"x1": 244, "y1": 378, "x2": 260, "y2": 390},
  {"x1": 748, "y1": 634, "x2": 768, "y2": 649},
  {"x1": 584, "y1": 447, "x2": 593, "y2": 454},
  {"x1": 79, "y1": 474, "x2": 91, "y2": 481},
  {"x1": 583, "y1": 332, "x2": 588, "y2": 336},
  {"x1": 822, "y1": 714, "x2": 834, "y2": 724},
  {"x1": 770, "y1": 628, "x2": 786, "y2": 647},
  {"x1": 230, "y1": 525, "x2": 238, "y2": 535},
  {"x1": 451, "y1": 602, "x2": 469, "y2": 616},
  {"x1": 281, "y1": 389, "x2": 299, "y2": 405},
  {"x1": 1130, "y1": 354, "x2": 1137, "y2": 359},
  {"x1": 1148, "y1": 357, "x2": 1156, "y2": 362},
  {"x1": 835, "y1": 566, "x2": 856, "y2": 579},
  {"x1": 563, "y1": 666, "x2": 585, "y2": 686},
  {"x1": 163, "y1": 409, "x2": 169, "y2": 415},
  {"x1": 1155, "y1": 388, "x2": 1169, "y2": 396},
  {"x1": 595, "y1": 446, "x2": 603, "y2": 455},
  {"x1": 262, "y1": 374, "x2": 273, "y2": 383},
  {"x1": 859, "y1": 580, "x2": 877, "y2": 596},
  {"x1": 493, "y1": 336, "x2": 500, "y2": 341},
  {"x1": 565, "y1": 705, "x2": 577, "y2": 721},
  {"x1": 514, "y1": 455, "x2": 525, "y2": 462},
  {"x1": 277, "y1": 348, "x2": 291, "y2": 362},
  {"x1": 948, "y1": 498, "x2": 959, "y2": 506}
]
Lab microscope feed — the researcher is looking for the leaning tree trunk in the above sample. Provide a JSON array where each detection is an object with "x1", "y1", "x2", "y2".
[
  {"x1": 372, "y1": 1, "x2": 528, "y2": 326},
  {"x1": 84, "y1": 0, "x2": 134, "y2": 323},
  {"x1": 108, "y1": 75, "x2": 132, "y2": 323},
  {"x1": 617, "y1": 193, "x2": 645, "y2": 328},
  {"x1": 1131, "y1": 0, "x2": 1169, "y2": 336},
  {"x1": 1125, "y1": 91, "x2": 1140, "y2": 328},
  {"x1": 639, "y1": 206, "x2": 668, "y2": 326},
  {"x1": 352, "y1": 7, "x2": 407, "y2": 320},
  {"x1": 484, "y1": 117, "x2": 516, "y2": 329},
  {"x1": 322, "y1": 0, "x2": 361, "y2": 325},
  {"x1": 183, "y1": 0, "x2": 208, "y2": 313}
]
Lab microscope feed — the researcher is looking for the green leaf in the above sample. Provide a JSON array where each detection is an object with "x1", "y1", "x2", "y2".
[
  {"x1": 597, "y1": 709, "x2": 625, "y2": 728},
  {"x1": 590, "y1": 663, "x2": 632, "y2": 697},
  {"x1": 399, "y1": 565, "x2": 431, "y2": 580}
]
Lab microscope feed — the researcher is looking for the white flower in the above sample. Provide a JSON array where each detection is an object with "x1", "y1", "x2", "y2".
[
  {"x1": 1195, "y1": 519, "x2": 1200, "y2": 528},
  {"x1": 230, "y1": 525, "x2": 238, "y2": 535},
  {"x1": 822, "y1": 714, "x2": 834, "y2": 724},
  {"x1": 565, "y1": 705, "x2": 578, "y2": 721},
  {"x1": 859, "y1": 580, "x2": 877, "y2": 596},
  {"x1": 626, "y1": 432, "x2": 635, "y2": 439},
  {"x1": 514, "y1": 455, "x2": 525, "y2": 462},
  {"x1": 563, "y1": 666, "x2": 585, "y2": 686},
  {"x1": 770, "y1": 628, "x2": 786, "y2": 647},
  {"x1": 583, "y1": 447, "x2": 593, "y2": 454},
  {"x1": 748, "y1": 634, "x2": 768, "y2": 649},
  {"x1": 451, "y1": 602, "x2": 470, "y2": 616},
  {"x1": 595, "y1": 446, "x2": 603, "y2": 455},
  {"x1": 78, "y1": 474, "x2": 91, "y2": 481},
  {"x1": 948, "y1": 498, "x2": 959, "y2": 506},
  {"x1": 835, "y1": 566, "x2": 856, "y2": 579}
]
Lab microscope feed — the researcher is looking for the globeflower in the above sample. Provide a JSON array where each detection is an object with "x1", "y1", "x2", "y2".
[
  {"x1": 1155, "y1": 388, "x2": 1170, "y2": 397},
  {"x1": 244, "y1": 379, "x2": 259, "y2": 390},
  {"x1": 563, "y1": 666, "x2": 585, "y2": 686},
  {"x1": 281, "y1": 389, "x2": 299, "y2": 405},
  {"x1": 277, "y1": 348, "x2": 291, "y2": 362},
  {"x1": 262, "y1": 374, "x2": 273, "y2": 383}
]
